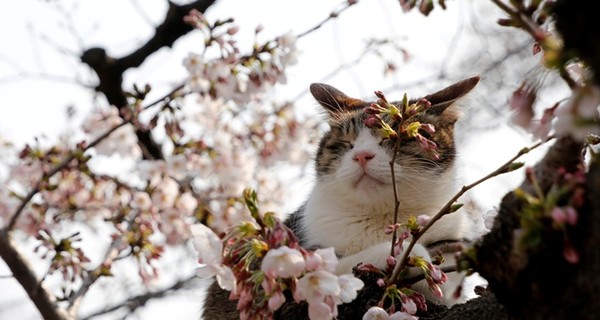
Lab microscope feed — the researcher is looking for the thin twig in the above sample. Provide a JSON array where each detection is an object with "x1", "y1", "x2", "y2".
[
  {"x1": 389, "y1": 142, "x2": 402, "y2": 257},
  {"x1": 386, "y1": 136, "x2": 553, "y2": 285},
  {"x1": 67, "y1": 214, "x2": 139, "y2": 316},
  {"x1": 490, "y1": 0, "x2": 577, "y2": 89},
  {"x1": 296, "y1": 0, "x2": 358, "y2": 39}
]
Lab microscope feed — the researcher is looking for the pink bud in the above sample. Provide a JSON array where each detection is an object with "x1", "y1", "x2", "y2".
[
  {"x1": 268, "y1": 291, "x2": 286, "y2": 311},
  {"x1": 420, "y1": 123, "x2": 435, "y2": 134},
  {"x1": 565, "y1": 206, "x2": 578, "y2": 225},
  {"x1": 551, "y1": 207, "x2": 567, "y2": 224},
  {"x1": 416, "y1": 214, "x2": 431, "y2": 227},
  {"x1": 429, "y1": 283, "x2": 443, "y2": 298},
  {"x1": 563, "y1": 241, "x2": 579, "y2": 264},
  {"x1": 377, "y1": 278, "x2": 386, "y2": 287},
  {"x1": 365, "y1": 115, "x2": 383, "y2": 129},
  {"x1": 384, "y1": 223, "x2": 400, "y2": 234},
  {"x1": 386, "y1": 255, "x2": 397, "y2": 268},
  {"x1": 399, "y1": 231, "x2": 410, "y2": 240},
  {"x1": 418, "y1": 98, "x2": 431, "y2": 109},
  {"x1": 394, "y1": 242, "x2": 403, "y2": 256},
  {"x1": 227, "y1": 26, "x2": 240, "y2": 35}
]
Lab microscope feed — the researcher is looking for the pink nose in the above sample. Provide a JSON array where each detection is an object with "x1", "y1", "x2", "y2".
[{"x1": 353, "y1": 151, "x2": 375, "y2": 166}]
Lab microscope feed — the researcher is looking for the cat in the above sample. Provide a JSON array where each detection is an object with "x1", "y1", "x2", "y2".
[{"x1": 202, "y1": 76, "x2": 481, "y2": 319}]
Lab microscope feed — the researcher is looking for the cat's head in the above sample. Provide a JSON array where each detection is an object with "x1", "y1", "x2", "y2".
[{"x1": 309, "y1": 77, "x2": 479, "y2": 207}]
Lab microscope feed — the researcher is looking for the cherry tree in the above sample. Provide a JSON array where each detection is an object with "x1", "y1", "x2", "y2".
[{"x1": 1, "y1": 0, "x2": 599, "y2": 320}]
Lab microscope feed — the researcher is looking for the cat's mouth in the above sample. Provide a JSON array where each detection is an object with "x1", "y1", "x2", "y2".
[{"x1": 353, "y1": 172, "x2": 386, "y2": 188}]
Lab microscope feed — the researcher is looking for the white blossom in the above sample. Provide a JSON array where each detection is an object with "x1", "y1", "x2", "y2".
[
  {"x1": 296, "y1": 270, "x2": 340, "y2": 304},
  {"x1": 190, "y1": 224, "x2": 236, "y2": 292},
  {"x1": 261, "y1": 246, "x2": 306, "y2": 278},
  {"x1": 337, "y1": 274, "x2": 364, "y2": 303}
]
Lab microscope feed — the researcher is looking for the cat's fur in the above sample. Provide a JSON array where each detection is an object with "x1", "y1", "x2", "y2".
[{"x1": 202, "y1": 77, "x2": 481, "y2": 319}]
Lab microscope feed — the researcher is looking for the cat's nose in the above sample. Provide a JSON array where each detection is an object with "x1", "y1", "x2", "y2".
[{"x1": 353, "y1": 151, "x2": 375, "y2": 166}]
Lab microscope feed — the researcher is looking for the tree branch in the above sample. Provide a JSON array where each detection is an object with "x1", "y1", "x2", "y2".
[
  {"x1": 80, "y1": 0, "x2": 216, "y2": 160},
  {"x1": 0, "y1": 230, "x2": 69, "y2": 320},
  {"x1": 387, "y1": 136, "x2": 551, "y2": 284}
]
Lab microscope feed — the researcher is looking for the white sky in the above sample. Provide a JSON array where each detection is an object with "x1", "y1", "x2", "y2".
[{"x1": 0, "y1": 0, "x2": 557, "y2": 319}]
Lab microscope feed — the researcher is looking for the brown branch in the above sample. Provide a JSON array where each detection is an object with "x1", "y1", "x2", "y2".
[
  {"x1": 0, "y1": 230, "x2": 69, "y2": 320},
  {"x1": 0, "y1": 84, "x2": 185, "y2": 319},
  {"x1": 80, "y1": 0, "x2": 216, "y2": 160},
  {"x1": 387, "y1": 136, "x2": 552, "y2": 285},
  {"x1": 490, "y1": 0, "x2": 577, "y2": 89}
]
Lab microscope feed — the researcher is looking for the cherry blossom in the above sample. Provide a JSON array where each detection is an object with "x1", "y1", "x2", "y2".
[
  {"x1": 190, "y1": 223, "x2": 236, "y2": 291},
  {"x1": 363, "y1": 306, "x2": 418, "y2": 320},
  {"x1": 260, "y1": 245, "x2": 306, "y2": 278},
  {"x1": 337, "y1": 274, "x2": 365, "y2": 303}
]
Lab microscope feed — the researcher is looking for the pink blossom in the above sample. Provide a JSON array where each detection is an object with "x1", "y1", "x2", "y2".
[
  {"x1": 563, "y1": 240, "x2": 579, "y2": 264},
  {"x1": 151, "y1": 177, "x2": 179, "y2": 210},
  {"x1": 400, "y1": 293, "x2": 417, "y2": 314},
  {"x1": 261, "y1": 246, "x2": 306, "y2": 278},
  {"x1": 175, "y1": 192, "x2": 198, "y2": 215},
  {"x1": 308, "y1": 300, "x2": 336, "y2": 320},
  {"x1": 268, "y1": 291, "x2": 286, "y2": 311},
  {"x1": 132, "y1": 191, "x2": 152, "y2": 210}
]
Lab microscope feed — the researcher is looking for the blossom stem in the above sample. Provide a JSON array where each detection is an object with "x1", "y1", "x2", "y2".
[
  {"x1": 490, "y1": 0, "x2": 577, "y2": 89},
  {"x1": 386, "y1": 136, "x2": 552, "y2": 285},
  {"x1": 296, "y1": 0, "x2": 358, "y2": 39},
  {"x1": 389, "y1": 141, "x2": 402, "y2": 257}
]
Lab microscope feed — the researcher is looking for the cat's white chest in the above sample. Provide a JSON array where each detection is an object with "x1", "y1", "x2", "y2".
[{"x1": 302, "y1": 184, "x2": 394, "y2": 256}]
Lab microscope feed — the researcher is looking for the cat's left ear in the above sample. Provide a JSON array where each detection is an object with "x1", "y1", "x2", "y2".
[
  {"x1": 422, "y1": 76, "x2": 480, "y2": 121},
  {"x1": 309, "y1": 83, "x2": 364, "y2": 115}
]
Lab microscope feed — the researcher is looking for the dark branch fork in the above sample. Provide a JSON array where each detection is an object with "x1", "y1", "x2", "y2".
[{"x1": 81, "y1": 0, "x2": 217, "y2": 160}]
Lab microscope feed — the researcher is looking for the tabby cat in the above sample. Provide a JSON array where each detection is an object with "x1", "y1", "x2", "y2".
[{"x1": 202, "y1": 76, "x2": 481, "y2": 319}]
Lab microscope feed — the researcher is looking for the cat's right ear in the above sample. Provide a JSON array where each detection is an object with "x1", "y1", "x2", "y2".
[{"x1": 309, "y1": 83, "x2": 364, "y2": 115}]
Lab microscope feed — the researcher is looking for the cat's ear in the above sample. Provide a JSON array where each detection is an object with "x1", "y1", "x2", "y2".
[
  {"x1": 310, "y1": 83, "x2": 364, "y2": 115},
  {"x1": 423, "y1": 76, "x2": 480, "y2": 120}
]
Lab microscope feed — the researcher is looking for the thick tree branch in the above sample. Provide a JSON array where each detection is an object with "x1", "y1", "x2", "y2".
[
  {"x1": 80, "y1": 0, "x2": 216, "y2": 160},
  {"x1": 0, "y1": 230, "x2": 69, "y2": 320}
]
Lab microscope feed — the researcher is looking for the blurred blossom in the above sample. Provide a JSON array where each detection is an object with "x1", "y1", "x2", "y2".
[
  {"x1": 151, "y1": 177, "x2": 179, "y2": 210},
  {"x1": 554, "y1": 85, "x2": 600, "y2": 141}
]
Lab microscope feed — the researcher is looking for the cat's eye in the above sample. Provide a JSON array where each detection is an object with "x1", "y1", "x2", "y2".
[{"x1": 338, "y1": 140, "x2": 354, "y2": 148}]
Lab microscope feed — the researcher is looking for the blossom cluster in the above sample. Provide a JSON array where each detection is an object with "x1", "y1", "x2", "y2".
[
  {"x1": 0, "y1": 8, "x2": 316, "y2": 310},
  {"x1": 191, "y1": 189, "x2": 364, "y2": 320},
  {"x1": 364, "y1": 90, "x2": 438, "y2": 159},
  {"x1": 183, "y1": 9, "x2": 299, "y2": 106},
  {"x1": 513, "y1": 166, "x2": 586, "y2": 264}
]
